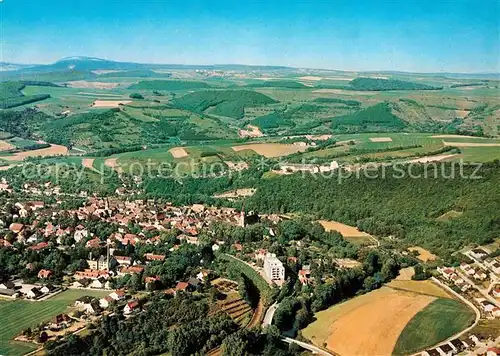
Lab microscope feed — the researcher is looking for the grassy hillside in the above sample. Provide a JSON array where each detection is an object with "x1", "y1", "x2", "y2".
[
  {"x1": 393, "y1": 299, "x2": 475, "y2": 355},
  {"x1": 173, "y1": 90, "x2": 278, "y2": 119}
]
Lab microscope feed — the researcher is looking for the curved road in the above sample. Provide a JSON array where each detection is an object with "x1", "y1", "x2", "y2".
[{"x1": 283, "y1": 338, "x2": 335, "y2": 356}]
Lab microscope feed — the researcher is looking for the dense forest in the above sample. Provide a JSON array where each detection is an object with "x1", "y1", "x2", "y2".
[
  {"x1": 0, "y1": 81, "x2": 51, "y2": 109},
  {"x1": 348, "y1": 78, "x2": 442, "y2": 91}
]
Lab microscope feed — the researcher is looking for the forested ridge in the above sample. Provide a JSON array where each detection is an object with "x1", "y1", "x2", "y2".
[{"x1": 144, "y1": 163, "x2": 500, "y2": 258}]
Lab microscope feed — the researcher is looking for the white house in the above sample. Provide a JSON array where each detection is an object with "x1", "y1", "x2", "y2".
[
  {"x1": 263, "y1": 253, "x2": 285, "y2": 281},
  {"x1": 99, "y1": 296, "x2": 114, "y2": 309},
  {"x1": 109, "y1": 290, "x2": 126, "y2": 301}
]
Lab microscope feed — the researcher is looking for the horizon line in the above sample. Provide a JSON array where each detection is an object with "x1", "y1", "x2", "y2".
[{"x1": 3, "y1": 56, "x2": 500, "y2": 76}]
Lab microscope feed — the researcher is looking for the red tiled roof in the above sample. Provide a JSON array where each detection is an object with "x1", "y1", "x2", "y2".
[{"x1": 176, "y1": 282, "x2": 189, "y2": 291}]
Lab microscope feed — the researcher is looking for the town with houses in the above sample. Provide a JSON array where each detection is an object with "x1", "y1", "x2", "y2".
[{"x1": 0, "y1": 177, "x2": 499, "y2": 356}]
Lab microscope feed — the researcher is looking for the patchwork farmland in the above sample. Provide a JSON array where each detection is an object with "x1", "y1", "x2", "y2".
[{"x1": 302, "y1": 283, "x2": 474, "y2": 356}]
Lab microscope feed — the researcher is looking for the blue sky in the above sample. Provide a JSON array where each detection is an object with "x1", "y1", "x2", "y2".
[{"x1": 1, "y1": 0, "x2": 498, "y2": 72}]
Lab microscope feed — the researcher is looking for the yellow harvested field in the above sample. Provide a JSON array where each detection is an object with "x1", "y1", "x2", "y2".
[
  {"x1": 369, "y1": 137, "x2": 392, "y2": 142},
  {"x1": 312, "y1": 89, "x2": 376, "y2": 96},
  {"x1": 67, "y1": 81, "x2": 120, "y2": 89},
  {"x1": 395, "y1": 267, "x2": 415, "y2": 281},
  {"x1": 0, "y1": 140, "x2": 14, "y2": 151},
  {"x1": 82, "y1": 158, "x2": 95, "y2": 169},
  {"x1": 214, "y1": 188, "x2": 256, "y2": 199},
  {"x1": 387, "y1": 280, "x2": 452, "y2": 299},
  {"x1": 443, "y1": 141, "x2": 500, "y2": 147},
  {"x1": 91, "y1": 100, "x2": 132, "y2": 108},
  {"x1": 318, "y1": 220, "x2": 371, "y2": 238},
  {"x1": 0, "y1": 144, "x2": 68, "y2": 161},
  {"x1": 408, "y1": 154, "x2": 458, "y2": 163},
  {"x1": 408, "y1": 246, "x2": 437, "y2": 262},
  {"x1": 231, "y1": 143, "x2": 308, "y2": 158},
  {"x1": 302, "y1": 287, "x2": 435, "y2": 356},
  {"x1": 298, "y1": 76, "x2": 323, "y2": 81},
  {"x1": 169, "y1": 147, "x2": 189, "y2": 158},
  {"x1": 455, "y1": 110, "x2": 469, "y2": 118}
]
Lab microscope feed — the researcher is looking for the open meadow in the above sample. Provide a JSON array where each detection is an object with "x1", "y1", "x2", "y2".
[{"x1": 0, "y1": 289, "x2": 108, "y2": 356}]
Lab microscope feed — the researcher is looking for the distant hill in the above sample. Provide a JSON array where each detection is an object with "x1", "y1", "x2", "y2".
[
  {"x1": 173, "y1": 90, "x2": 278, "y2": 119},
  {"x1": 349, "y1": 78, "x2": 442, "y2": 91}
]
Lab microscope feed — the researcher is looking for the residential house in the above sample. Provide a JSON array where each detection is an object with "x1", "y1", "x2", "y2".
[
  {"x1": 487, "y1": 347, "x2": 500, "y2": 356},
  {"x1": 26, "y1": 287, "x2": 42, "y2": 299},
  {"x1": 480, "y1": 300, "x2": 495, "y2": 313},
  {"x1": 30, "y1": 242, "x2": 49, "y2": 251},
  {"x1": 254, "y1": 249, "x2": 268, "y2": 261},
  {"x1": 0, "y1": 281, "x2": 15, "y2": 290},
  {"x1": 74, "y1": 269, "x2": 109, "y2": 280},
  {"x1": 115, "y1": 255, "x2": 132, "y2": 266},
  {"x1": 474, "y1": 270, "x2": 488, "y2": 280},
  {"x1": 38, "y1": 269, "x2": 53, "y2": 279},
  {"x1": 0, "y1": 288, "x2": 17, "y2": 298},
  {"x1": 437, "y1": 344, "x2": 453, "y2": 356},
  {"x1": 196, "y1": 270, "x2": 210, "y2": 281},
  {"x1": 123, "y1": 300, "x2": 139, "y2": 315},
  {"x1": 493, "y1": 287, "x2": 500, "y2": 298},
  {"x1": 491, "y1": 307, "x2": 500, "y2": 318},
  {"x1": 437, "y1": 267, "x2": 455, "y2": 280},
  {"x1": 91, "y1": 277, "x2": 108, "y2": 289},
  {"x1": 86, "y1": 238, "x2": 102, "y2": 248},
  {"x1": 9, "y1": 223, "x2": 24, "y2": 234},
  {"x1": 422, "y1": 349, "x2": 441, "y2": 356},
  {"x1": 41, "y1": 284, "x2": 56, "y2": 294},
  {"x1": 99, "y1": 296, "x2": 114, "y2": 309},
  {"x1": 73, "y1": 278, "x2": 91, "y2": 288},
  {"x1": 49, "y1": 314, "x2": 71, "y2": 329},
  {"x1": 74, "y1": 225, "x2": 89, "y2": 243},
  {"x1": 449, "y1": 339, "x2": 465, "y2": 353},
  {"x1": 109, "y1": 290, "x2": 126, "y2": 301},
  {"x1": 470, "y1": 248, "x2": 489, "y2": 260},
  {"x1": 74, "y1": 296, "x2": 93, "y2": 307},
  {"x1": 144, "y1": 253, "x2": 165, "y2": 262},
  {"x1": 0, "y1": 239, "x2": 12, "y2": 248},
  {"x1": 175, "y1": 281, "x2": 190, "y2": 293},
  {"x1": 298, "y1": 266, "x2": 312, "y2": 285},
  {"x1": 82, "y1": 300, "x2": 100, "y2": 314},
  {"x1": 119, "y1": 265, "x2": 144, "y2": 276}
]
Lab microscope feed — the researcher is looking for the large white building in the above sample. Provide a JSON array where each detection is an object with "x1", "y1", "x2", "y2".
[{"x1": 264, "y1": 253, "x2": 285, "y2": 281}]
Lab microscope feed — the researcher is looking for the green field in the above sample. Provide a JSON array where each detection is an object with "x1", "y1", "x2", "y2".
[
  {"x1": 393, "y1": 298, "x2": 475, "y2": 355},
  {"x1": 0, "y1": 289, "x2": 108, "y2": 356}
]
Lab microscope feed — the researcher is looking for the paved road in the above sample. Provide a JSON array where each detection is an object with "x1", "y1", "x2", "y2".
[
  {"x1": 283, "y1": 337, "x2": 335, "y2": 356},
  {"x1": 263, "y1": 302, "x2": 279, "y2": 326}
]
